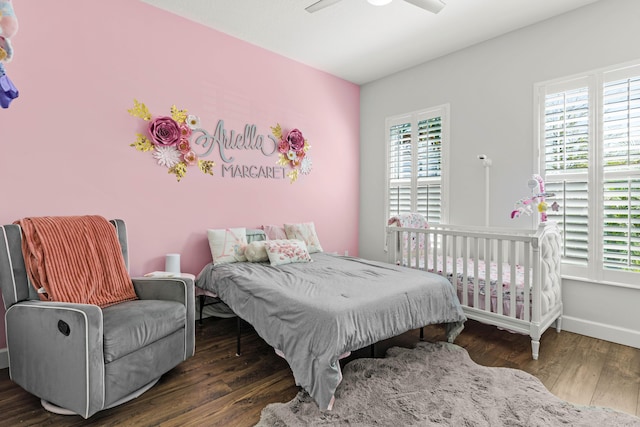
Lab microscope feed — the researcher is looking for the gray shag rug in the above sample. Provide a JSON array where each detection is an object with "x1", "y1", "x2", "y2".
[{"x1": 256, "y1": 341, "x2": 640, "y2": 426}]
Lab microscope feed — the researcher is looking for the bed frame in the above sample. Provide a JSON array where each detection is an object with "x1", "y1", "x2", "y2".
[{"x1": 386, "y1": 221, "x2": 563, "y2": 360}]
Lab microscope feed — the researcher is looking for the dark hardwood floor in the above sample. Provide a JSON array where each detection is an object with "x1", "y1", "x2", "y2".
[{"x1": 0, "y1": 317, "x2": 638, "y2": 426}]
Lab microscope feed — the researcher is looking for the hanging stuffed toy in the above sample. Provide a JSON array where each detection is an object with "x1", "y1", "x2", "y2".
[
  {"x1": 510, "y1": 174, "x2": 558, "y2": 222},
  {"x1": 0, "y1": 0, "x2": 19, "y2": 108}
]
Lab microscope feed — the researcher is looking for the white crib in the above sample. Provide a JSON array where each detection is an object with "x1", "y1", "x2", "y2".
[{"x1": 386, "y1": 221, "x2": 563, "y2": 360}]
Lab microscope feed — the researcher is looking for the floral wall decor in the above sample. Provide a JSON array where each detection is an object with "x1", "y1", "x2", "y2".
[
  {"x1": 128, "y1": 99, "x2": 215, "y2": 181},
  {"x1": 271, "y1": 124, "x2": 312, "y2": 183},
  {"x1": 128, "y1": 100, "x2": 313, "y2": 183}
]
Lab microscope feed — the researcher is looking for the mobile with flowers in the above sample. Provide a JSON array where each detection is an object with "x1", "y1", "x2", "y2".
[{"x1": 510, "y1": 174, "x2": 559, "y2": 222}]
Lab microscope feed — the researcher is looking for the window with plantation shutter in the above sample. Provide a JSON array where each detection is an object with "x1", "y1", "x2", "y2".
[
  {"x1": 536, "y1": 61, "x2": 640, "y2": 286},
  {"x1": 602, "y1": 73, "x2": 640, "y2": 274},
  {"x1": 417, "y1": 184, "x2": 441, "y2": 223},
  {"x1": 386, "y1": 105, "x2": 449, "y2": 224},
  {"x1": 542, "y1": 85, "x2": 590, "y2": 266},
  {"x1": 603, "y1": 179, "x2": 640, "y2": 271},
  {"x1": 603, "y1": 76, "x2": 640, "y2": 172},
  {"x1": 545, "y1": 180, "x2": 589, "y2": 263}
]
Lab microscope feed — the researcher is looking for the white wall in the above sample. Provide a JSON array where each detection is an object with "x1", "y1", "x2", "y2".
[{"x1": 359, "y1": 0, "x2": 640, "y2": 349}]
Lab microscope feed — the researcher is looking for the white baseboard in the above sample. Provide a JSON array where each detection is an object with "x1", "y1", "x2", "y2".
[
  {"x1": 561, "y1": 316, "x2": 640, "y2": 349},
  {"x1": 0, "y1": 348, "x2": 8, "y2": 370}
]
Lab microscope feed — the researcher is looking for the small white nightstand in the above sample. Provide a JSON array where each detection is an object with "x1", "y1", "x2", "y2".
[{"x1": 143, "y1": 271, "x2": 195, "y2": 280}]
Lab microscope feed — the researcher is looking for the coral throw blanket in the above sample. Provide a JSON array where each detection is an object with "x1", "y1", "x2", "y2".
[{"x1": 16, "y1": 215, "x2": 137, "y2": 308}]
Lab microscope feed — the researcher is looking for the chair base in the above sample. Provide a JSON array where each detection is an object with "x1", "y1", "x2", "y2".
[
  {"x1": 40, "y1": 399, "x2": 77, "y2": 416},
  {"x1": 40, "y1": 377, "x2": 160, "y2": 416}
]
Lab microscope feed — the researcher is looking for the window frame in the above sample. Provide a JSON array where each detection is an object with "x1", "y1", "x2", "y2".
[
  {"x1": 534, "y1": 60, "x2": 640, "y2": 289},
  {"x1": 385, "y1": 104, "x2": 450, "y2": 226}
]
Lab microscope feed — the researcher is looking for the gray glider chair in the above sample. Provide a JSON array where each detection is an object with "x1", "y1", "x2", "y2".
[{"x1": 0, "y1": 219, "x2": 195, "y2": 418}]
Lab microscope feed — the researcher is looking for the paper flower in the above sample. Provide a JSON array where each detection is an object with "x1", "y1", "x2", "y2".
[
  {"x1": 271, "y1": 123, "x2": 312, "y2": 183},
  {"x1": 300, "y1": 157, "x2": 312, "y2": 175},
  {"x1": 183, "y1": 151, "x2": 198, "y2": 166},
  {"x1": 177, "y1": 139, "x2": 191, "y2": 153},
  {"x1": 278, "y1": 139, "x2": 289, "y2": 154},
  {"x1": 148, "y1": 116, "x2": 181, "y2": 147},
  {"x1": 179, "y1": 124, "x2": 192, "y2": 139},
  {"x1": 128, "y1": 100, "x2": 215, "y2": 181},
  {"x1": 186, "y1": 115, "x2": 200, "y2": 129},
  {"x1": 153, "y1": 146, "x2": 181, "y2": 167},
  {"x1": 286, "y1": 129, "x2": 305, "y2": 151}
]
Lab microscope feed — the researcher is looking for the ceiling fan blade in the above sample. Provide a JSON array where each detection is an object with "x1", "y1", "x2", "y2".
[
  {"x1": 305, "y1": 0, "x2": 342, "y2": 13},
  {"x1": 403, "y1": 0, "x2": 446, "y2": 14}
]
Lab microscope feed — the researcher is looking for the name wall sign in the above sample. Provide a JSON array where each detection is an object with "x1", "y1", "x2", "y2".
[
  {"x1": 193, "y1": 121, "x2": 278, "y2": 160},
  {"x1": 191, "y1": 120, "x2": 289, "y2": 180},
  {"x1": 221, "y1": 164, "x2": 287, "y2": 179},
  {"x1": 127, "y1": 100, "x2": 312, "y2": 183}
]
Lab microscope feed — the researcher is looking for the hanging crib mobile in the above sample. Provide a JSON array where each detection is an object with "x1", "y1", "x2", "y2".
[
  {"x1": 510, "y1": 174, "x2": 559, "y2": 222},
  {"x1": 0, "y1": 0, "x2": 19, "y2": 108}
]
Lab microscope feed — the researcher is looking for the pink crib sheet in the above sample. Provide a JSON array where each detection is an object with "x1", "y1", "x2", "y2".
[{"x1": 403, "y1": 255, "x2": 530, "y2": 319}]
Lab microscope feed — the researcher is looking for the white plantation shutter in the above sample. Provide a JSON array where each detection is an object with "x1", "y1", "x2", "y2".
[
  {"x1": 388, "y1": 186, "x2": 412, "y2": 215},
  {"x1": 417, "y1": 115, "x2": 443, "y2": 223},
  {"x1": 544, "y1": 88, "x2": 590, "y2": 173},
  {"x1": 417, "y1": 184, "x2": 441, "y2": 223},
  {"x1": 545, "y1": 180, "x2": 589, "y2": 263},
  {"x1": 418, "y1": 116, "x2": 442, "y2": 178},
  {"x1": 602, "y1": 70, "x2": 640, "y2": 273},
  {"x1": 387, "y1": 106, "x2": 448, "y2": 222},
  {"x1": 388, "y1": 122, "x2": 413, "y2": 215},
  {"x1": 602, "y1": 76, "x2": 640, "y2": 172},
  {"x1": 603, "y1": 179, "x2": 640, "y2": 271},
  {"x1": 537, "y1": 61, "x2": 640, "y2": 285},
  {"x1": 542, "y1": 85, "x2": 590, "y2": 265}
]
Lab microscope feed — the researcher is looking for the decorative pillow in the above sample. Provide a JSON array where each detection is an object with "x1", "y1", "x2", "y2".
[
  {"x1": 246, "y1": 228, "x2": 267, "y2": 243},
  {"x1": 283, "y1": 222, "x2": 323, "y2": 253},
  {"x1": 261, "y1": 224, "x2": 287, "y2": 240},
  {"x1": 264, "y1": 239, "x2": 312, "y2": 266},
  {"x1": 245, "y1": 240, "x2": 269, "y2": 263},
  {"x1": 207, "y1": 228, "x2": 248, "y2": 265}
]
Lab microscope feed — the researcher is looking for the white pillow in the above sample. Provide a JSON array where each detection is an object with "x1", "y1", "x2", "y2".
[
  {"x1": 245, "y1": 241, "x2": 269, "y2": 263},
  {"x1": 260, "y1": 224, "x2": 287, "y2": 240},
  {"x1": 283, "y1": 222, "x2": 323, "y2": 253},
  {"x1": 264, "y1": 239, "x2": 312, "y2": 266},
  {"x1": 207, "y1": 228, "x2": 247, "y2": 265}
]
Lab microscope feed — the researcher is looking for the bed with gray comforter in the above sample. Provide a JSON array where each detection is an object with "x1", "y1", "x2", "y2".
[{"x1": 196, "y1": 252, "x2": 466, "y2": 410}]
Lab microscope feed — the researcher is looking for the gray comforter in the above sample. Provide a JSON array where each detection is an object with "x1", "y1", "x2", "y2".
[{"x1": 196, "y1": 253, "x2": 466, "y2": 410}]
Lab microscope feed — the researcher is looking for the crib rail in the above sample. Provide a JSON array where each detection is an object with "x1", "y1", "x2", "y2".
[
  {"x1": 386, "y1": 223, "x2": 555, "y2": 326},
  {"x1": 386, "y1": 221, "x2": 563, "y2": 360}
]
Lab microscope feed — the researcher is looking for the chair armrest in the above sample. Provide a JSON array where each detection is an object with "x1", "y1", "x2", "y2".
[
  {"x1": 131, "y1": 277, "x2": 195, "y2": 357},
  {"x1": 131, "y1": 276, "x2": 194, "y2": 306},
  {"x1": 5, "y1": 300, "x2": 105, "y2": 418}
]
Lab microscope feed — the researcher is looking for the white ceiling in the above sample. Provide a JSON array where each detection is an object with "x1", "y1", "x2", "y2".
[{"x1": 141, "y1": 0, "x2": 600, "y2": 85}]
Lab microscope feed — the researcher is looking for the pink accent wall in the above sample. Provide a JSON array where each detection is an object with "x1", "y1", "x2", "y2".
[{"x1": 0, "y1": 1, "x2": 360, "y2": 350}]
